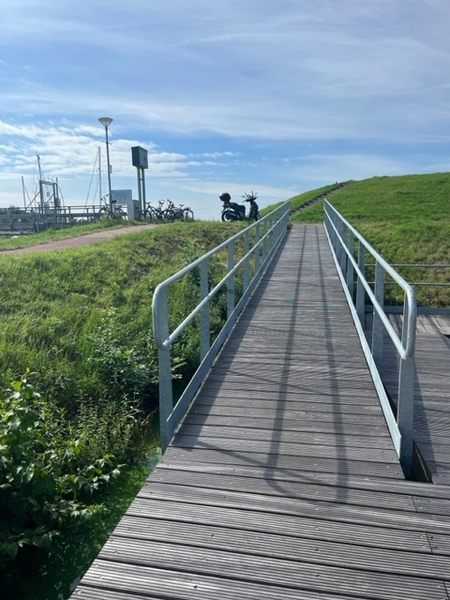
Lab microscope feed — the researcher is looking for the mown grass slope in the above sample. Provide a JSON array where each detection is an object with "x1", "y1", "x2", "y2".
[{"x1": 289, "y1": 173, "x2": 450, "y2": 306}]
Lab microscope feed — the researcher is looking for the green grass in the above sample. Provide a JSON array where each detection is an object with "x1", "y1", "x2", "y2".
[
  {"x1": 0, "y1": 221, "x2": 242, "y2": 374},
  {"x1": 289, "y1": 173, "x2": 450, "y2": 306}
]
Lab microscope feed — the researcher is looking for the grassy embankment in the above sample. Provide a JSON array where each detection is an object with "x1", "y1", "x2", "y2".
[{"x1": 286, "y1": 173, "x2": 450, "y2": 307}]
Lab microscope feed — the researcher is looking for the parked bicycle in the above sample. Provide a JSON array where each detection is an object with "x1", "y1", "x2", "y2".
[
  {"x1": 219, "y1": 191, "x2": 260, "y2": 222},
  {"x1": 164, "y1": 200, "x2": 195, "y2": 222},
  {"x1": 144, "y1": 200, "x2": 167, "y2": 223},
  {"x1": 97, "y1": 199, "x2": 126, "y2": 220}
]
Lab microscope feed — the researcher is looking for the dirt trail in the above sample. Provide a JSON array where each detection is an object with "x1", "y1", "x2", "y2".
[{"x1": 0, "y1": 224, "x2": 158, "y2": 255}]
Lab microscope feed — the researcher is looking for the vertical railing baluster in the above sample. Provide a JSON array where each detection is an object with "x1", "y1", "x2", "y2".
[
  {"x1": 227, "y1": 240, "x2": 235, "y2": 319},
  {"x1": 372, "y1": 262, "x2": 385, "y2": 368},
  {"x1": 255, "y1": 222, "x2": 260, "y2": 273},
  {"x1": 397, "y1": 293, "x2": 416, "y2": 478},
  {"x1": 157, "y1": 287, "x2": 173, "y2": 453},
  {"x1": 356, "y1": 242, "x2": 365, "y2": 323},
  {"x1": 200, "y1": 259, "x2": 210, "y2": 361},
  {"x1": 347, "y1": 230, "x2": 355, "y2": 297},
  {"x1": 243, "y1": 229, "x2": 250, "y2": 292}
]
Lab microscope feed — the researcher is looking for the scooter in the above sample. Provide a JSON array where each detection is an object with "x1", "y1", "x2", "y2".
[{"x1": 220, "y1": 192, "x2": 260, "y2": 222}]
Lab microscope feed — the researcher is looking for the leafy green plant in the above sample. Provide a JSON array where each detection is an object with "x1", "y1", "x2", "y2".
[
  {"x1": 0, "y1": 374, "x2": 121, "y2": 567},
  {"x1": 87, "y1": 307, "x2": 159, "y2": 405}
]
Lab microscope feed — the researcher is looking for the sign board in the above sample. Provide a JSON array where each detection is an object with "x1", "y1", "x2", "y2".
[
  {"x1": 131, "y1": 146, "x2": 148, "y2": 169},
  {"x1": 111, "y1": 189, "x2": 132, "y2": 203}
]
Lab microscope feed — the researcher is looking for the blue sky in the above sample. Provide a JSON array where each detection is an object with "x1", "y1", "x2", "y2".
[{"x1": 0, "y1": 0, "x2": 449, "y2": 220}]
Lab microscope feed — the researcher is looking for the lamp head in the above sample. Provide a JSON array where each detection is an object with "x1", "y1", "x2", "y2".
[{"x1": 98, "y1": 117, "x2": 113, "y2": 129}]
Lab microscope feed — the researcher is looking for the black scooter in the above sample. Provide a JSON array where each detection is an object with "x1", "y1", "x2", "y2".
[{"x1": 220, "y1": 192, "x2": 260, "y2": 222}]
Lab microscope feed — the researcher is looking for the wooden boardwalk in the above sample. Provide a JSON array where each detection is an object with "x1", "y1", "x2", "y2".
[{"x1": 71, "y1": 224, "x2": 450, "y2": 600}]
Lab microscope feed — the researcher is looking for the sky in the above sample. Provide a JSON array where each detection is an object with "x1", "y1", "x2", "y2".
[{"x1": 0, "y1": 0, "x2": 449, "y2": 220}]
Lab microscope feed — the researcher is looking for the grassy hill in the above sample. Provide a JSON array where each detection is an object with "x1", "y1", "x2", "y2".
[{"x1": 287, "y1": 173, "x2": 450, "y2": 307}]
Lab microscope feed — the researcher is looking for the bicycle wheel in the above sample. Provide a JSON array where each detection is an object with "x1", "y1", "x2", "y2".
[
  {"x1": 97, "y1": 207, "x2": 111, "y2": 220},
  {"x1": 163, "y1": 209, "x2": 176, "y2": 222},
  {"x1": 113, "y1": 207, "x2": 126, "y2": 219},
  {"x1": 183, "y1": 209, "x2": 194, "y2": 222}
]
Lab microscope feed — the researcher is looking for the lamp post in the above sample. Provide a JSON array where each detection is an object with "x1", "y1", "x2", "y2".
[{"x1": 98, "y1": 117, "x2": 113, "y2": 206}]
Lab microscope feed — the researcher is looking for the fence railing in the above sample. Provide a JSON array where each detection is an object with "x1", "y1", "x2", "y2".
[
  {"x1": 324, "y1": 201, "x2": 417, "y2": 477},
  {"x1": 152, "y1": 202, "x2": 291, "y2": 451}
]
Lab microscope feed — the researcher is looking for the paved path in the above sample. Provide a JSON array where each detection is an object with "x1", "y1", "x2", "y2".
[{"x1": 0, "y1": 224, "x2": 158, "y2": 254}]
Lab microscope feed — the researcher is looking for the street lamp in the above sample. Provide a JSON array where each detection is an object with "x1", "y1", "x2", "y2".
[{"x1": 98, "y1": 116, "x2": 113, "y2": 206}]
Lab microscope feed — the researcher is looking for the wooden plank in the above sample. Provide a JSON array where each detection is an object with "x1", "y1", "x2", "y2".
[
  {"x1": 182, "y1": 412, "x2": 392, "y2": 436},
  {"x1": 162, "y1": 446, "x2": 405, "y2": 478},
  {"x1": 78, "y1": 545, "x2": 448, "y2": 600},
  {"x1": 155, "y1": 461, "x2": 450, "y2": 501},
  {"x1": 99, "y1": 528, "x2": 450, "y2": 581},
  {"x1": 124, "y1": 496, "x2": 433, "y2": 552},
  {"x1": 147, "y1": 467, "x2": 417, "y2": 510},
  {"x1": 135, "y1": 481, "x2": 450, "y2": 535},
  {"x1": 172, "y1": 425, "x2": 394, "y2": 447},
  {"x1": 170, "y1": 435, "x2": 400, "y2": 463},
  {"x1": 71, "y1": 562, "x2": 369, "y2": 600}
]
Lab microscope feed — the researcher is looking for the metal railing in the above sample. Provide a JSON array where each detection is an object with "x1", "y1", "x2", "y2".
[
  {"x1": 324, "y1": 201, "x2": 417, "y2": 476},
  {"x1": 152, "y1": 202, "x2": 291, "y2": 451}
]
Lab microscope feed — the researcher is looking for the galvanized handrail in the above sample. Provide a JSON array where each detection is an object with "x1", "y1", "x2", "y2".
[
  {"x1": 153, "y1": 202, "x2": 291, "y2": 451},
  {"x1": 324, "y1": 201, "x2": 417, "y2": 476}
]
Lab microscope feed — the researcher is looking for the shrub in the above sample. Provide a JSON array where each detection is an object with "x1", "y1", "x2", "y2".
[{"x1": 0, "y1": 374, "x2": 123, "y2": 570}]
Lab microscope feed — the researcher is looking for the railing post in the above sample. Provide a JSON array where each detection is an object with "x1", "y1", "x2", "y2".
[
  {"x1": 346, "y1": 230, "x2": 355, "y2": 297},
  {"x1": 356, "y1": 242, "x2": 365, "y2": 323},
  {"x1": 243, "y1": 230, "x2": 250, "y2": 292},
  {"x1": 227, "y1": 240, "x2": 235, "y2": 318},
  {"x1": 200, "y1": 259, "x2": 210, "y2": 360},
  {"x1": 157, "y1": 287, "x2": 173, "y2": 453},
  {"x1": 262, "y1": 219, "x2": 268, "y2": 263},
  {"x1": 397, "y1": 296, "x2": 416, "y2": 477},
  {"x1": 371, "y1": 262, "x2": 385, "y2": 368},
  {"x1": 255, "y1": 223, "x2": 260, "y2": 273},
  {"x1": 339, "y1": 222, "x2": 347, "y2": 274}
]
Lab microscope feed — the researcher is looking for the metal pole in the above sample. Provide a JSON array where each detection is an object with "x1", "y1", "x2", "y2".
[
  {"x1": 99, "y1": 117, "x2": 113, "y2": 207},
  {"x1": 104, "y1": 127, "x2": 113, "y2": 207}
]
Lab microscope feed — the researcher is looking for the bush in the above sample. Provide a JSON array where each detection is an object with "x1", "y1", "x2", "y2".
[{"x1": 0, "y1": 374, "x2": 123, "y2": 570}]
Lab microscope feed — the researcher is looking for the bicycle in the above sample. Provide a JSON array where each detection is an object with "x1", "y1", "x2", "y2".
[
  {"x1": 144, "y1": 200, "x2": 166, "y2": 223},
  {"x1": 181, "y1": 204, "x2": 194, "y2": 222},
  {"x1": 97, "y1": 199, "x2": 126, "y2": 220},
  {"x1": 164, "y1": 200, "x2": 194, "y2": 222}
]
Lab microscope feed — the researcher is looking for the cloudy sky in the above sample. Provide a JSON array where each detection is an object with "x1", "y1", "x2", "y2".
[{"x1": 0, "y1": 0, "x2": 449, "y2": 219}]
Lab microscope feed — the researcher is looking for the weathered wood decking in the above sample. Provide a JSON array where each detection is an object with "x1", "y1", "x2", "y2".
[{"x1": 71, "y1": 224, "x2": 450, "y2": 600}]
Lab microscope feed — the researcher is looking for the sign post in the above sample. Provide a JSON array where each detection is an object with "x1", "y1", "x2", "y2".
[{"x1": 131, "y1": 146, "x2": 148, "y2": 218}]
